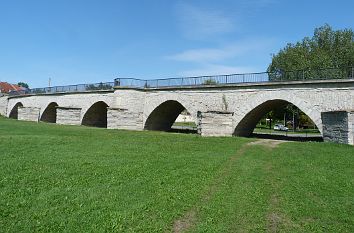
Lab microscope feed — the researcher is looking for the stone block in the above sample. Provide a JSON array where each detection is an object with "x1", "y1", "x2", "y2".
[
  {"x1": 107, "y1": 108, "x2": 143, "y2": 131},
  {"x1": 56, "y1": 107, "x2": 81, "y2": 125},
  {"x1": 18, "y1": 107, "x2": 40, "y2": 122},
  {"x1": 197, "y1": 111, "x2": 234, "y2": 137},
  {"x1": 322, "y1": 110, "x2": 354, "y2": 145}
]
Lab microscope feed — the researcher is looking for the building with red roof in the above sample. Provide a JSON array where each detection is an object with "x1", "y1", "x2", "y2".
[{"x1": 0, "y1": 82, "x2": 27, "y2": 94}]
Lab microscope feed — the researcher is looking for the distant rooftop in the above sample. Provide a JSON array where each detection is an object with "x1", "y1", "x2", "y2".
[{"x1": 0, "y1": 82, "x2": 26, "y2": 94}]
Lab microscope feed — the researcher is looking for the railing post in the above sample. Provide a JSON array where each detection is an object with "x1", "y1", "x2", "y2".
[{"x1": 181, "y1": 78, "x2": 184, "y2": 87}]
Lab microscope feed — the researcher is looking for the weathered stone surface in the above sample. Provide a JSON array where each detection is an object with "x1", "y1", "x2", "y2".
[
  {"x1": 322, "y1": 111, "x2": 354, "y2": 145},
  {"x1": 107, "y1": 108, "x2": 143, "y2": 130},
  {"x1": 56, "y1": 107, "x2": 82, "y2": 125},
  {"x1": 0, "y1": 96, "x2": 8, "y2": 116},
  {"x1": 18, "y1": 107, "x2": 40, "y2": 122},
  {"x1": 197, "y1": 111, "x2": 234, "y2": 136},
  {"x1": 348, "y1": 112, "x2": 354, "y2": 145}
]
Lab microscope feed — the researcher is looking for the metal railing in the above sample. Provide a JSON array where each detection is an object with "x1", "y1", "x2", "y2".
[
  {"x1": 7, "y1": 67, "x2": 354, "y2": 96},
  {"x1": 9, "y1": 81, "x2": 115, "y2": 96},
  {"x1": 115, "y1": 67, "x2": 354, "y2": 89}
]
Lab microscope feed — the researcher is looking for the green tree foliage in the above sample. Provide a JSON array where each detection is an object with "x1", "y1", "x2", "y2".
[
  {"x1": 17, "y1": 82, "x2": 29, "y2": 88},
  {"x1": 203, "y1": 78, "x2": 218, "y2": 85},
  {"x1": 261, "y1": 103, "x2": 316, "y2": 130},
  {"x1": 268, "y1": 24, "x2": 354, "y2": 80}
]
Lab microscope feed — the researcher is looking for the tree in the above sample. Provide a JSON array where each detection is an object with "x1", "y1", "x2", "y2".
[
  {"x1": 203, "y1": 78, "x2": 218, "y2": 85},
  {"x1": 86, "y1": 83, "x2": 112, "y2": 91},
  {"x1": 18, "y1": 82, "x2": 29, "y2": 88},
  {"x1": 268, "y1": 24, "x2": 354, "y2": 80},
  {"x1": 286, "y1": 104, "x2": 299, "y2": 131}
]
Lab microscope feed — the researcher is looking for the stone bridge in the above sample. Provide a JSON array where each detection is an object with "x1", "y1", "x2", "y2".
[{"x1": 1, "y1": 79, "x2": 353, "y2": 145}]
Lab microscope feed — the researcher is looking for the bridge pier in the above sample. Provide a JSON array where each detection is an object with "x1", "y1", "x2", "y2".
[
  {"x1": 107, "y1": 108, "x2": 143, "y2": 130},
  {"x1": 18, "y1": 107, "x2": 40, "y2": 122},
  {"x1": 322, "y1": 111, "x2": 354, "y2": 145},
  {"x1": 56, "y1": 107, "x2": 82, "y2": 125},
  {"x1": 197, "y1": 111, "x2": 234, "y2": 137}
]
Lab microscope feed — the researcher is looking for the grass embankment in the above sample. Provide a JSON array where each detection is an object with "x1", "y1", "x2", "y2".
[{"x1": 0, "y1": 117, "x2": 353, "y2": 232}]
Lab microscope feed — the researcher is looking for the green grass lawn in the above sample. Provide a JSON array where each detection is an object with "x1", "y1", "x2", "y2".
[{"x1": 0, "y1": 117, "x2": 353, "y2": 232}]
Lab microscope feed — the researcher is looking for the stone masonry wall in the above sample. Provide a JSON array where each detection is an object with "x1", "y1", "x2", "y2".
[
  {"x1": 197, "y1": 111, "x2": 234, "y2": 136},
  {"x1": 0, "y1": 96, "x2": 8, "y2": 116},
  {"x1": 322, "y1": 111, "x2": 350, "y2": 144},
  {"x1": 57, "y1": 107, "x2": 81, "y2": 125},
  {"x1": 107, "y1": 108, "x2": 143, "y2": 130},
  {"x1": 18, "y1": 107, "x2": 40, "y2": 122},
  {"x1": 348, "y1": 112, "x2": 354, "y2": 145}
]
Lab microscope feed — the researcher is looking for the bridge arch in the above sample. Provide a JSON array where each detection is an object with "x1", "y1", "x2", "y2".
[
  {"x1": 233, "y1": 96, "x2": 322, "y2": 137},
  {"x1": 81, "y1": 101, "x2": 109, "y2": 128},
  {"x1": 40, "y1": 102, "x2": 58, "y2": 123},
  {"x1": 144, "y1": 100, "x2": 195, "y2": 131},
  {"x1": 9, "y1": 102, "x2": 23, "y2": 119}
]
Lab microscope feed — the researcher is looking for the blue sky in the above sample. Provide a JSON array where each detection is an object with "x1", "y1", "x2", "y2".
[{"x1": 1, "y1": 0, "x2": 354, "y2": 87}]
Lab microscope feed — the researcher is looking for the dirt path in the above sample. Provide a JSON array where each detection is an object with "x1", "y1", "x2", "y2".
[
  {"x1": 263, "y1": 141, "x2": 296, "y2": 233},
  {"x1": 172, "y1": 139, "x2": 286, "y2": 233}
]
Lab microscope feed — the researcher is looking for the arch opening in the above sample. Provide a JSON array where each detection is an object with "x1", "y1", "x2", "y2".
[
  {"x1": 82, "y1": 101, "x2": 108, "y2": 128},
  {"x1": 9, "y1": 102, "x2": 23, "y2": 119},
  {"x1": 40, "y1": 102, "x2": 58, "y2": 123},
  {"x1": 234, "y1": 99, "x2": 322, "y2": 141},
  {"x1": 145, "y1": 100, "x2": 196, "y2": 133}
]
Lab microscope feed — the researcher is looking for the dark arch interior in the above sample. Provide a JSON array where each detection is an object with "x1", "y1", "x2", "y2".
[
  {"x1": 9, "y1": 102, "x2": 23, "y2": 119},
  {"x1": 40, "y1": 102, "x2": 58, "y2": 123},
  {"x1": 234, "y1": 99, "x2": 319, "y2": 138},
  {"x1": 145, "y1": 100, "x2": 186, "y2": 131},
  {"x1": 82, "y1": 101, "x2": 108, "y2": 128}
]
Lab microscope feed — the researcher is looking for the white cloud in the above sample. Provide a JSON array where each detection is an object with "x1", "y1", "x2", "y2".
[
  {"x1": 167, "y1": 48, "x2": 231, "y2": 63},
  {"x1": 167, "y1": 38, "x2": 274, "y2": 63},
  {"x1": 179, "y1": 64, "x2": 255, "y2": 76},
  {"x1": 176, "y1": 4, "x2": 235, "y2": 39}
]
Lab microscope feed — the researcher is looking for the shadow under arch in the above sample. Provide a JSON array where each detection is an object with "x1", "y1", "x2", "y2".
[
  {"x1": 144, "y1": 100, "x2": 188, "y2": 131},
  {"x1": 234, "y1": 99, "x2": 320, "y2": 137},
  {"x1": 40, "y1": 102, "x2": 58, "y2": 123},
  {"x1": 9, "y1": 102, "x2": 23, "y2": 119},
  {"x1": 82, "y1": 101, "x2": 109, "y2": 128}
]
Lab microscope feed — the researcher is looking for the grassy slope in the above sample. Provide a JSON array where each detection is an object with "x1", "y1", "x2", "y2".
[{"x1": 0, "y1": 117, "x2": 353, "y2": 232}]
